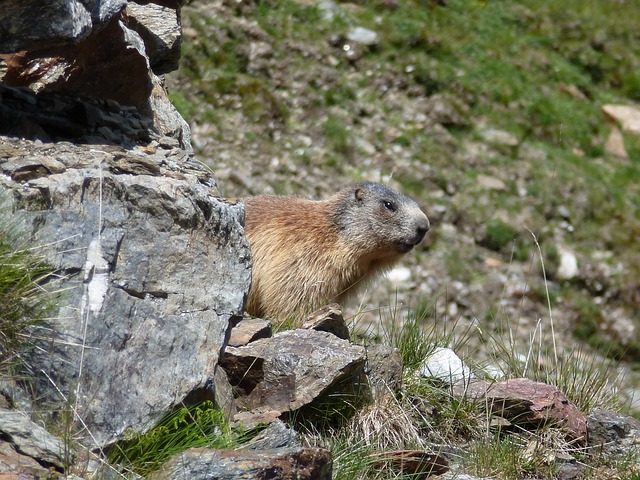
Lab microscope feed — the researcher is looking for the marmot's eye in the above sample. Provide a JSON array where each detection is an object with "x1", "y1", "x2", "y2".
[{"x1": 382, "y1": 200, "x2": 397, "y2": 212}]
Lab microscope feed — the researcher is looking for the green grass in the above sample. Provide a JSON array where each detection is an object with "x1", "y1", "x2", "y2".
[
  {"x1": 321, "y1": 115, "x2": 354, "y2": 162},
  {"x1": 312, "y1": 292, "x2": 630, "y2": 479},
  {"x1": 108, "y1": 401, "x2": 242, "y2": 477},
  {"x1": 0, "y1": 192, "x2": 56, "y2": 376}
]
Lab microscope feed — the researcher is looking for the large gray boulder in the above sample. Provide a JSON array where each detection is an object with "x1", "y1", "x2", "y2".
[{"x1": 0, "y1": 135, "x2": 251, "y2": 449}]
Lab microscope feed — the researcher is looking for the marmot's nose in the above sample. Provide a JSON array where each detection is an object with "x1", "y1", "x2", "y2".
[{"x1": 414, "y1": 218, "x2": 430, "y2": 244}]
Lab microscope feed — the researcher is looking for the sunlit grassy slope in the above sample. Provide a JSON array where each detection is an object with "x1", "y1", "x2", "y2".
[{"x1": 168, "y1": 0, "x2": 640, "y2": 364}]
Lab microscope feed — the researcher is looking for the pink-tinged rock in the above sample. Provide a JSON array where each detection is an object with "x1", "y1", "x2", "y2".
[{"x1": 454, "y1": 378, "x2": 587, "y2": 444}]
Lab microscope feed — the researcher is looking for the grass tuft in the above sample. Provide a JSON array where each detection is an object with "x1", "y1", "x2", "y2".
[
  {"x1": 0, "y1": 191, "x2": 56, "y2": 376},
  {"x1": 107, "y1": 401, "x2": 240, "y2": 477}
]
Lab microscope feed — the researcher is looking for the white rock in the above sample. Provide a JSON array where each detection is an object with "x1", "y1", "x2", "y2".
[
  {"x1": 480, "y1": 128, "x2": 519, "y2": 146},
  {"x1": 556, "y1": 246, "x2": 579, "y2": 280},
  {"x1": 420, "y1": 347, "x2": 473, "y2": 383},
  {"x1": 347, "y1": 27, "x2": 379, "y2": 46}
]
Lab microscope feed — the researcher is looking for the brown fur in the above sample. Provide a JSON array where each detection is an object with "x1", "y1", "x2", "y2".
[{"x1": 243, "y1": 183, "x2": 429, "y2": 321}]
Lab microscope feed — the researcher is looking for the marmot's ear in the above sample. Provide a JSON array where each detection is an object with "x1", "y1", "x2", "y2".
[{"x1": 355, "y1": 187, "x2": 366, "y2": 202}]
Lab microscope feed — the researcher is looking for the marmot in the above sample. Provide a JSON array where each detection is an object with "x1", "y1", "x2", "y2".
[{"x1": 243, "y1": 182, "x2": 429, "y2": 322}]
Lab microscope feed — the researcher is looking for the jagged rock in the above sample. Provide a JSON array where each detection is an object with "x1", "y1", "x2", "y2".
[
  {"x1": 453, "y1": 378, "x2": 587, "y2": 444},
  {"x1": 228, "y1": 318, "x2": 272, "y2": 347},
  {"x1": 420, "y1": 347, "x2": 473, "y2": 383},
  {"x1": 301, "y1": 303, "x2": 350, "y2": 340},
  {"x1": 0, "y1": 437, "x2": 55, "y2": 479},
  {"x1": 213, "y1": 366, "x2": 238, "y2": 421},
  {"x1": 0, "y1": 0, "x2": 126, "y2": 53},
  {"x1": 126, "y1": 2, "x2": 182, "y2": 75},
  {"x1": 220, "y1": 329, "x2": 366, "y2": 420},
  {"x1": 0, "y1": 84, "x2": 154, "y2": 147},
  {"x1": 148, "y1": 447, "x2": 332, "y2": 480},
  {"x1": 587, "y1": 409, "x2": 640, "y2": 457},
  {"x1": 2, "y1": 14, "x2": 152, "y2": 111},
  {"x1": 0, "y1": 408, "x2": 68, "y2": 470},
  {"x1": 0, "y1": 135, "x2": 251, "y2": 448},
  {"x1": 364, "y1": 344, "x2": 403, "y2": 392},
  {"x1": 240, "y1": 419, "x2": 301, "y2": 450},
  {"x1": 0, "y1": 0, "x2": 190, "y2": 150}
]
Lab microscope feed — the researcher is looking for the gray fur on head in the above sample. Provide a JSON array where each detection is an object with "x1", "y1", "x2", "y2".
[{"x1": 330, "y1": 182, "x2": 429, "y2": 254}]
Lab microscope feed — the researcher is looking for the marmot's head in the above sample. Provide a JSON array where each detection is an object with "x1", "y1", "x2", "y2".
[{"x1": 330, "y1": 182, "x2": 430, "y2": 257}]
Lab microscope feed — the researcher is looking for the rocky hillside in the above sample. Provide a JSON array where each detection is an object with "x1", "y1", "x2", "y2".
[
  {"x1": 167, "y1": 0, "x2": 640, "y2": 405},
  {"x1": 1, "y1": 0, "x2": 640, "y2": 479}
]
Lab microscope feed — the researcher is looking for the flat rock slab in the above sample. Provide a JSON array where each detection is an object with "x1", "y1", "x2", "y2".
[
  {"x1": 0, "y1": 409, "x2": 67, "y2": 468},
  {"x1": 602, "y1": 104, "x2": 640, "y2": 135},
  {"x1": 221, "y1": 329, "x2": 366, "y2": 419},
  {"x1": 228, "y1": 318, "x2": 272, "y2": 347},
  {"x1": 148, "y1": 447, "x2": 332, "y2": 480},
  {"x1": 454, "y1": 378, "x2": 587, "y2": 444}
]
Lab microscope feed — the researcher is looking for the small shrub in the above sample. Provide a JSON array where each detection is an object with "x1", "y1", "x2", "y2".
[{"x1": 482, "y1": 220, "x2": 519, "y2": 252}]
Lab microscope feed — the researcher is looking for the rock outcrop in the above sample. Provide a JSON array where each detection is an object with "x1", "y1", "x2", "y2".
[
  {"x1": 0, "y1": 135, "x2": 251, "y2": 448},
  {"x1": 0, "y1": 0, "x2": 233, "y2": 452},
  {"x1": 0, "y1": 0, "x2": 190, "y2": 149},
  {"x1": 0, "y1": 408, "x2": 69, "y2": 472},
  {"x1": 221, "y1": 329, "x2": 366, "y2": 425}
]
